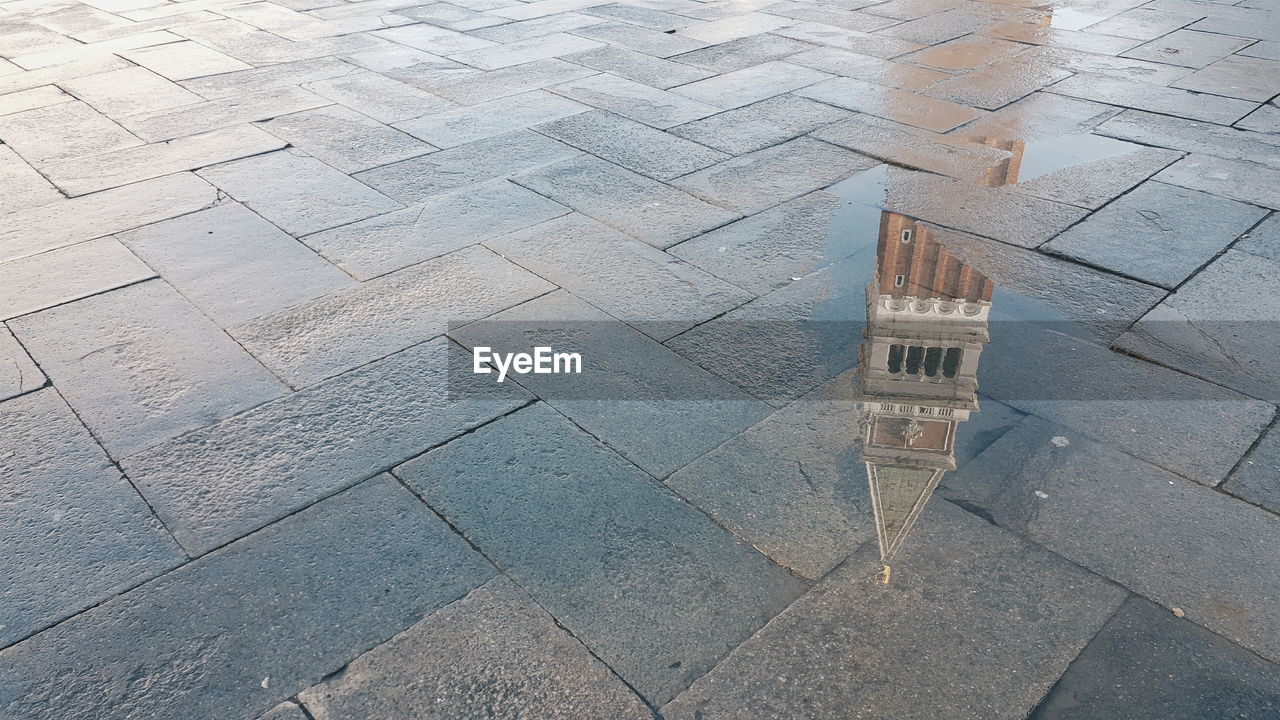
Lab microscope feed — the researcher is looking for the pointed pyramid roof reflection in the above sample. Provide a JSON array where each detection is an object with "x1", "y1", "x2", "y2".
[{"x1": 866, "y1": 462, "x2": 945, "y2": 562}]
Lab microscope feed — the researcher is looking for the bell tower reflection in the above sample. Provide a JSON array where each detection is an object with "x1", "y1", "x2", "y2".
[{"x1": 854, "y1": 216, "x2": 994, "y2": 570}]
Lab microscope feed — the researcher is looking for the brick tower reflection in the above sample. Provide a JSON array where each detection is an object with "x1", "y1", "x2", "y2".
[{"x1": 854, "y1": 137, "x2": 1018, "y2": 573}]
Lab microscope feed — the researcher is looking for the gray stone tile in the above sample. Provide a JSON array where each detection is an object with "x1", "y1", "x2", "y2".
[
  {"x1": 448, "y1": 31, "x2": 603, "y2": 69},
  {"x1": 118, "y1": 203, "x2": 354, "y2": 326},
  {"x1": 670, "y1": 60, "x2": 830, "y2": 109},
  {"x1": 197, "y1": 150, "x2": 402, "y2": 236},
  {"x1": 231, "y1": 244, "x2": 553, "y2": 385},
  {"x1": 1021, "y1": 45, "x2": 1194, "y2": 85},
  {"x1": 1237, "y1": 102, "x2": 1280, "y2": 133},
  {"x1": 257, "y1": 702, "x2": 307, "y2": 720},
  {"x1": 1154, "y1": 153, "x2": 1280, "y2": 210},
  {"x1": 796, "y1": 76, "x2": 982, "y2": 132},
  {"x1": 514, "y1": 155, "x2": 741, "y2": 248},
  {"x1": 661, "y1": 500, "x2": 1126, "y2": 720},
  {"x1": 668, "y1": 190, "x2": 848, "y2": 295},
  {"x1": 814, "y1": 113, "x2": 1013, "y2": 182},
  {"x1": 550, "y1": 71, "x2": 720, "y2": 128},
  {"x1": 676, "y1": 12, "x2": 793, "y2": 42},
  {"x1": 8, "y1": 30, "x2": 184, "y2": 71},
  {"x1": 354, "y1": 130, "x2": 578, "y2": 205},
  {"x1": 1086, "y1": 7, "x2": 1203, "y2": 41},
  {"x1": 424, "y1": 57, "x2": 597, "y2": 104},
  {"x1": 671, "y1": 32, "x2": 815, "y2": 72},
  {"x1": 0, "y1": 237, "x2": 155, "y2": 320},
  {"x1": 670, "y1": 93, "x2": 850, "y2": 155},
  {"x1": 178, "y1": 57, "x2": 360, "y2": 99},
  {"x1": 672, "y1": 137, "x2": 876, "y2": 214},
  {"x1": 0, "y1": 388, "x2": 183, "y2": 649},
  {"x1": 117, "y1": 86, "x2": 330, "y2": 142},
  {"x1": 470, "y1": 12, "x2": 601, "y2": 42},
  {"x1": 10, "y1": 281, "x2": 286, "y2": 458},
  {"x1": 0, "y1": 145, "x2": 61, "y2": 214},
  {"x1": 41, "y1": 125, "x2": 289, "y2": 196},
  {"x1": 1008, "y1": 144, "x2": 1185, "y2": 210},
  {"x1": 395, "y1": 89, "x2": 590, "y2": 147},
  {"x1": 1224, "y1": 422, "x2": 1280, "y2": 514},
  {"x1": 59, "y1": 66, "x2": 201, "y2": 116},
  {"x1": 923, "y1": 56, "x2": 1073, "y2": 110},
  {"x1": 1172, "y1": 54, "x2": 1280, "y2": 101},
  {"x1": 1122, "y1": 28, "x2": 1254, "y2": 68},
  {"x1": 301, "y1": 69, "x2": 458, "y2": 123},
  {"x1": 1030, "y1": 597, "x2": 1280, "y2": 720},
  {"x1": 774, "y1": 21, "x2": 924, "y2": 58},
  {"x1": 298, "y1": 578, "x2": 652, "y2": 720},
  {"x1": 564, "y1": 43, "x2": 713, "y2": 89},
  {"x1": 122, "y1": 338, "x2": 529, "y2": 554},
  {"x1": 903, "y1": 34, "x2": 1029, "y2": 71},
  {"x1": 0, "y1": 85, "x2": 74, "y2": 116},
  {"x1": 0, "y1": 476, "x2": 495, "y2": 718},
  {"x1": 484, "y1": 213, "x2": 752, "y2": 340},
  {"x1": 0, "y1": 55, "x2": 132, "y2": 96},
  {"x1": 0, "y1": 100, "x2": 141, "y2": 163},
  {"x1": 1097, "y1": 109, "x2": 1280, "y2": 169},
  {"x1": 667, "y1": 371, "x2": 873, "y2": 579},
  {"x1": 395, "y1": 402, "x2": 805, "y2": 705},
  {"x1": 373, "y1": 22, "x2": 498, "y2": 54},
  {"x1": 1048, "y1": 72, "x2": 1257, "y2": 125},
  {"x1": 1044, "y1": 181, "x2": 1267, "y2": 288},
  {"x1": 1236, "y1": 213, "x2": 1280, "y2": 261},
  {"x1": 302, "y1": 179, "x2": 568, "y2": 279},
  {"x1": 1116, "y1": 250, "x2": 1280, "y2": 402},
  {"x1": 0, "y1": 172, "x2": 217, "y2": 263},
  {"x1": 0, "y1": 325, "x2": 43, "y2": 401},
  {"x1": 876, "y1": 6, "x2": 984, "y2": 44},
  {"x1": 788, "y1": 46, "x2": 949, "y2": 90},
  {"x1": 571, "y1": 20, "x2": 708, "y2": 57},
  {"x1": 535, "y1": 109, "x2": 729, "y2": 180},
  {"x1": 581, "y1": 3, "x2": 695, "y2": 31},
  {"x1": 942, "y1": 415, "x2": 1280, "y2": 664},
  {"x1": 954, "y1": 91, "x2": 1121, "y2": 142},
  {"x1": 256, "y1": 104, "x2": 433, "y2": 174},
  {"x1": 398, "y1": 2, "x2": 509, "y2": 30},
  {"x1": 761, "y1": 1, "x2": 900, "y2": 32},
  {"x1": 119, "y1": 39, "x2": 254, "y2": 80}
]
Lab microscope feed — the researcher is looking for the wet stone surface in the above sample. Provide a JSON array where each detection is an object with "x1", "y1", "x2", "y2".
[{"x1": 4, "y1": 0, "x2": 1280, "y2": 716}]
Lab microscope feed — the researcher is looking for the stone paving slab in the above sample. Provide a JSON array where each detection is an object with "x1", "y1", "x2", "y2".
[
  {"x1": 565, "y1": 43, "x2": 714, "y2": 88},
  {"x1": 58, "y1": 65, "x2": 201, "y2": 117},
  {"x1": 255, "y1": 104, "x2": 434, "y2": 174},
  {"x1": 10, "y1": 280, "x2": 287, "y2": 458},
  {"x1": 0, "y1": 324, "x2": 43, "y2": 402},
  {"x1": 396, "y1": 402, "x2": 808, "y2": 706},
  {"x1": 0, "y1": 475, "x2": 495, "y2": 720},
  {"x1": 0, "y1": 236, "x2": 155, "y2": 320},
  {"x1": 0, "y1": 388, "x2": 184, "y2": 649},
  {"x1": 550, "y1": 71, "x2": 721, "y2": 127},
  {"x1": 1006, "y1": 144, "x2": 1184, "y2": 210},
  {"x1": 122, "y1": 337, "x2": 530, "y2": 555},
  {"x1": 796, "y1": 75, "x2": 982, "y2": 132},
  {"x1": 484, "y1": 213, "x2": 752, "y2": 340},
  {"x1": 394, "y1": 88, "x2": 590, "y2": 146},
  {"x1": 661, "y1": 500, "x2": 1127, "y2": 720},
  {"x1": 1115, "y1": 250, "x2": 1280, "y2": 402},
  {"x1": 302, "y1": 69, "x2": 459, "y2": 123},
  {"x1": 297, "y1": 578, "x2": 652, "y2": 719},
  {"x1": 1097, "y1": 109, "x2": 1280, "y2": 169},
  {"x1": 1236, "y1": 212, "x2": 1280, "y2": 261},
  {"x1": 1047, "y1": 72, "x2": 1258, "y2": 125},
  {"x1": 941, "y1": 415, "x2": 1280, "y2": 665},
  {"x1": 1224, "y1": 421, "x2": 1280, "y2": 515},
  {"x1": 0, "y1": 99, "x2": 142, "y2": 162},
  {"x1": 1030, "y1": 596, "x2": 1280, "y2": 720},
  {"x1": 0, "y1": 145, "x2": 60, "y2": 213},
  {"x1": 669, "y1": 92, "x2": 850, "y2": 155},
  {"x1": 256, "y1": 702, "x2": 308, "y2": 720},
  {"x1": 117, "y1": 203, "x2": 355, "y2": 326},
  {"x1": 1153, "y1": 153, "x2": 1280, "y2": 210},
  {"x1": 536, "y1": 108, "x2": 730, "y2": 180}
]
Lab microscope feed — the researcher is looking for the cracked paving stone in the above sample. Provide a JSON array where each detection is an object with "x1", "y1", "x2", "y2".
[
  {"x1": 0, "y1": 476, "x2": 495, "y2": 719},
  {"x1": 255, "y1": 104, "x2": 434, "y2": 174},
  {"x1": 9, "y1": 280, "x2": 287, "y2": 458},
  {"x1": 117, "y1": 203, "x2": 355, "y2": 326},
  {"x1": 1115, "y1": 250, "x2": 1280, "y2": 402},
  {"x1": 231, "y1": 244, "x2": 553, "y2": 385},
  {"x1": 0, "y1": 236, "x2": 155, "y2": 320},
  {"x1": 297, "y1": 578, "x2": 652, "y2": 720},
  {"x1": 197, "y1": 150, "x2": 403, "y2": 237},
  {"x1": 660, "y1": 500, "x2": 1126, "y2": 720},
  {"x1": 448, "y1": 291, "x2": 771, "y2": 477},
  {"x1": 0, "y1": 388, "x2": 183, "y2": 649},
  {"x1": 942, "y1": 416, "x2": 1280, "y2": 665},
  {"x1": 302, "y1": 178, "x2": 568, "y2": 279},
  {"x1": 1030, "y1": 596, "x2": 1280, "y2": 720},
  {"x1": 514, "y1": 154, "x2": 740, "y2": 249},
  {"x1": 535, "y1": 109, "x2": 729, "y2": 180},
  {"x1": 484, "y1": 213, "x2": 753, "y2": 340},
  {"x1": 396, "y1": 402, "x2": 805, "y2": 706},
  {"x1": 670, "y1": 93, "x2": 850, "y2": 155},
  {"x1": 0, "y1": 325, "x2": 44, "y2": 402},
  {"x1": 1043, "y1": 180, "x2": 1267, "y2": 288}
]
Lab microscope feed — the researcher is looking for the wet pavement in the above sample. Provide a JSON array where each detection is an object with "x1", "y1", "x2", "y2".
[{"x1": 1, "y1": 0, "x2": 1279, "y2": 717}]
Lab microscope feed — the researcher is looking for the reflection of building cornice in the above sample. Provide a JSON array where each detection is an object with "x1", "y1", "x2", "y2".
[{"x1": 872, "y1": 294, "x2": 992, "y2": 324}]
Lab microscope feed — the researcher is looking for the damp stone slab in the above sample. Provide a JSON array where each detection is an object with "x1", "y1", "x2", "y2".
[
  {"x1": 0, "y1": 388, "x2": 184, "y2": 649},
  {"x1": 1224, "y1": 423, "x2": 1280, "y2": 515},
  {"x1": 941, "y1": 416, "x2": 1280, "y2": 665},
  {"x1": 395, "y1": 402, "x2": 807, "y2": 706},
  {"x1": 669, "y1": 93, "x2": 851, "y2": 156},
  {"x1": 534, "y1": 109, "x2": 730, "y2": 180},
  {"x1": 120, "y1": 336, "x2": 530, "y2": 556},
  {"x1": 0, "y1": 476, "x2": 495, "y2": 720},
  {"x1": 660, "y1": 500, "x2": 1126, "y2": 720},
  {"x1": 1043, "y1": 181, "x2": 1267, "y2": 288},
  {"x1": 297, "y1": 578, "x2": 652, "y2": 720},
  {"x1": 9, "y1": 280, "x2": 286, "y2": 458}
]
